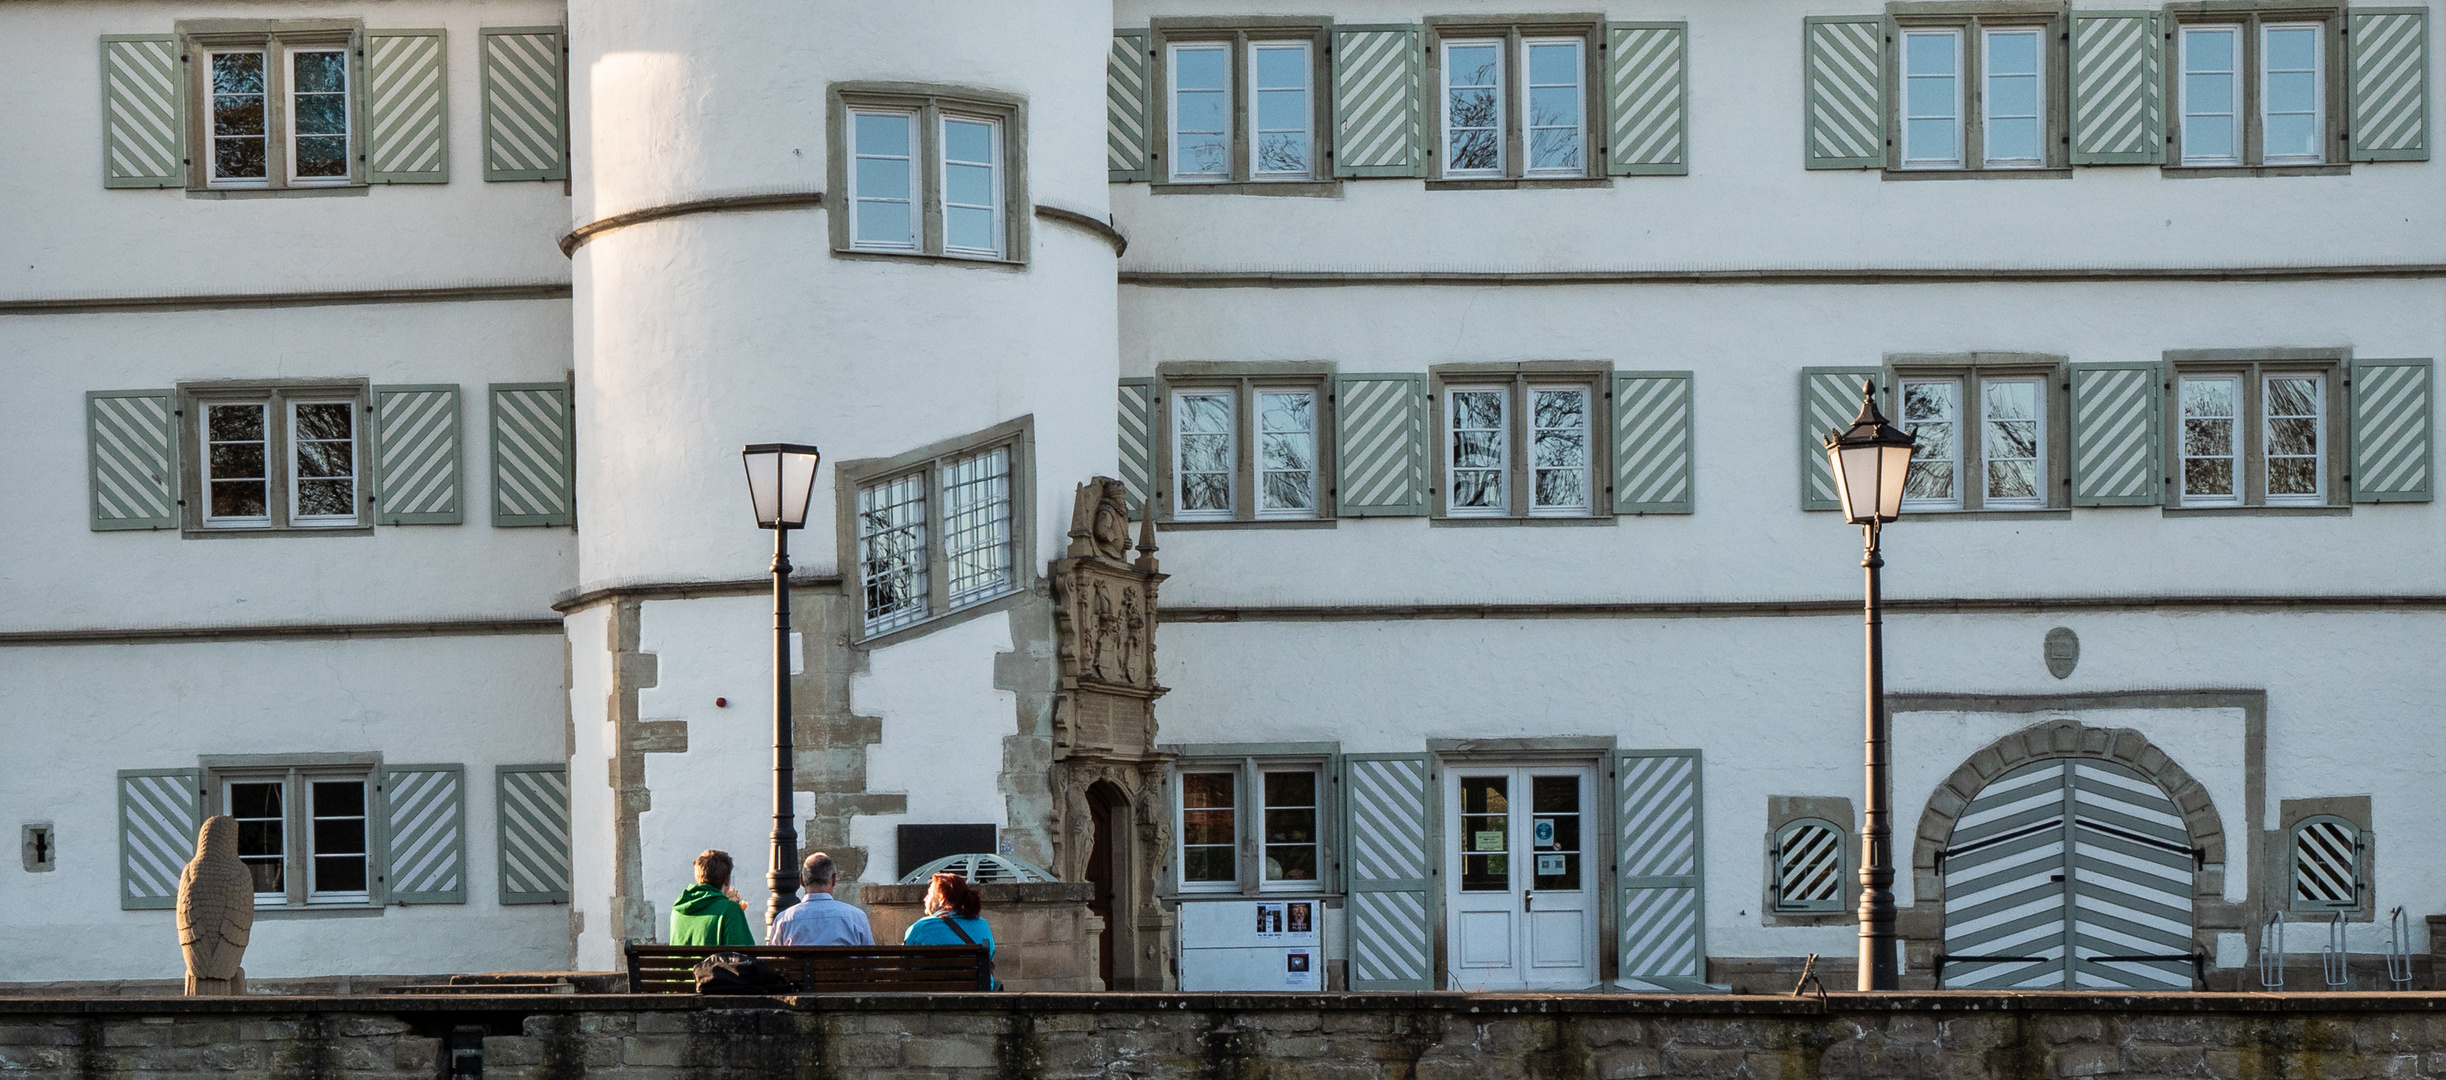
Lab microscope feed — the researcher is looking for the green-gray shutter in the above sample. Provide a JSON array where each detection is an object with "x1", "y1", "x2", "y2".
[
  {"x1": 1335, "y1": 373, "x2": 1428, "y2": 516},
  {"x1": 2068, "y1": 362, "x2": 2164, "y2": 507},
  {"x1": 100, "y1": 35, "x2": 185, "y2": 189},
  {"x1": 119, "y1": 768, "x2": 201, "y2": 911},
  {"x1": 2349, "y1": 8, "x2": 2431, "y2": 162},
  {"x1": 1799, "y1": 368, "x2": 1880, "y2": 510},
  {"x1": 1614, "y1": 371, "x2": 1694, "y2": 514},
  {"x1": 373, "y1": 384, "x2": 462, "y2": 525},
  {"x1": 2351, "y1": 358, "x2": 2433, "y2": 502},
  {"x1": 1803, "y1": 16, "x2": 1886, "y2": 169},
  {"x1": 381, "y1": 763, "x2": 465, "y2": 904},
  {"x1": 364, "y1": 29, "x2": 450, "y2": 183},
  {"x1": 87, "y1": 389, "x2": 179, "y2": 531},
  {"x1": 1606, "y1": 23, "x2": 1688, "y2": 176},
  {"x1": 490, "y1": 382, "x2": 575, "y2": 527},
  {"x1": 2069, "y1": 12, "x2": 2166, "y2": 165},
  {"x1": 1119, "y1": 378, "x2": 1153, "y2": 512},
  {"x1": 481, "y1": 27, "x2": 566, "y2": 181},
  {"x1": 1109, "y1": 31, "x2": 1153, "y2": 182},
  {"x1": 497, "y1": 765, "x2": 571, "y2": 905},
  {"x1": 1334, "y1": 25, "x2": 1426, "y2": 178},
  {"x1": 1617, "y1": 750, "x2": 1708, "y2": 991},
  {"x1": 1342, "y1": 753, "x2": 1433, "y2": 990}
]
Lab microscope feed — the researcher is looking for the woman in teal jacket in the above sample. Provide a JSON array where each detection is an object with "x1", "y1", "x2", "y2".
[{"x1": 903, "y1": 872, "x2": 995, "y2": 988}]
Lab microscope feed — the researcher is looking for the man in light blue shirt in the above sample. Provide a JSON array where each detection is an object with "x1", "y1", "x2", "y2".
[{"x1": 770, "y1": 852, "x2": 873, "y2": 946}]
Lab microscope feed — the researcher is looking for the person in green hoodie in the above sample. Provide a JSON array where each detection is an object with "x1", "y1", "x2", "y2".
[{"x1": 668, "y1": 850, "x2": 755, "y2": 947}]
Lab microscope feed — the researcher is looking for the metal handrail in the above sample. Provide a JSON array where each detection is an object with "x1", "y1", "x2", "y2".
[
  {"x1": 2388, "y1": 907, "x2": 2417, "y2": 989},
  {"x1": 2261, "y1": 910, "x2": 2286, "y2": 989},
  {"x1": 2325, "y1": 911, "x2": 2351, "y2": 988}
]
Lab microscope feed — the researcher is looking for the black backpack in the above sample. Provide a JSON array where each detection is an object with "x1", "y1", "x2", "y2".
[{"x1": 693, "y1": 952, "x2": 796, "y2": 995}]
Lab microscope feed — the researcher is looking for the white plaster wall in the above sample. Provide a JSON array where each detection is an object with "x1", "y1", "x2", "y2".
[
  {"x1": 1124, "y1": 278, "x2": 2446, "y2": 607},
  {"x1": 632, "y1": 594, "x2": 788, "y2": 944},
  {"x1": 565, "y1": 604, "x2": 620, "y2": 972},
  {"x1": 0, "y1": 0, "x2": 571, "y2": 301},
  {"x1": 1, "y1": 299, "x2": 576, "y2": 633},
  {"x1": 1155, "y1": 608, "x2": 2446, "y2": 965},
  {"x1": 849, "y1": 612, "x2": 1024, "y2": 886},
  {"x1": 0, "y1": 633, "x2": 570, "y2": 980},
  {"x1": 1111, "y1": 0, "x2": 2446, "y2": 272}
]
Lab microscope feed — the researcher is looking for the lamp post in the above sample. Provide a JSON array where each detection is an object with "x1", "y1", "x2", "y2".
[
  {"x1": 1822, "y1": 382, "x2": 1917, "y2": 992},
  {"x1": 741, "y1": 443, "x2": 822, "y2": 930}
]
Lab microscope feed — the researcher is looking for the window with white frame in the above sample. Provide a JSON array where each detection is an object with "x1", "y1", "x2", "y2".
[
  {"x1": 2177, "y1": 17, "x2": 2332, "y2": 167},
  {"x1": 1773, "y1": 819, "x2": 1846, "y2": 913},
  {"x1": 1159, "y1": 30, "x2": 1322, "y2": 184},
  {"x1": 1170, "y1": 753, "x2": 1333, "y2": 894},
  {"x1": 1443, "y1": 40, "x2": 1504, "y2": 176},
  {"x1": 1178, "y1": 772, "x2": 1238, "y2": 890},
  {"x1": 186, "y1": 383, "x2": 366, "y2": 531},
  {"x1": 2180, "y1": 375, "x2": 2243, "y2": 504},
  {"x1": 1173, "y1": 390, "x2": 1235, "y2": 519},
  {"x1": 1522, "y1": 38, "x2": 1584, "y2": 175},
  {"x1": 1436, "y1": 28, "x2": 1593, "y2": 181},
  {"x1": 220, "y1": 769, "x2": 371, "y2": 906},
  {"x1": 845, "y1": 423, "x2": 1030, "y2": 639},
  {"x1": 1899, "y1": 379, "x2": 1962, "y2": 506},
  {"x1": 1158, "y1": 375, "x2": 1326, "y2": 522},
  {"x1": 1902, "y1": 30, "x2": 1964, "y2": 168},
  {"x1": 2173, "y1": 362, "x2": 2333, "y2": 507},
  {"x1": 834, "y1": 85, "x2": 1023, "y2": 260},
  {"x1": 1982, "y1": 28, "x2": 2043, "y2": 167},
  {"x1": 1885, "y1": 14, "x2": 2059, "y2": 172},
  {"x1": 1438, "y1": 373, "x2": 1603, "y2": 518},
  {"x1": 1888, "y1": 364, "x2": 2057, "y2": 511},
  {"x1": 194, "y1": 35, "x2": 357, "y2": 189},
  {"x1": 2264, "y1": 374, "x2": 2325, "y2": 503},
  {"x1": 1447, "y1": 386, "x2": 1509, "y2": 514}
]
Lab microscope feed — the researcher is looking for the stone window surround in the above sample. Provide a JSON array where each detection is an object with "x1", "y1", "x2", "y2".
[
  {"x1": 198, "y1": 751, "x2": 387, "y2": 917},
  {"x1": 1884, "y1": 352, "x2": 2072, "y2": 512},
  {"x1": 825, "y1": 81, "x2": 1031, "y2": 267},
  {"x1": 2279, "y1": 794, "x2": 2375, "y2": 920},
  {"x1": 2161, "y1": 347, "x2": 2351, "y2": 510},
  {"x1": 177, "y1": 19, "x2": 370, "y2": 198},
  {"x1": 1422, "y1": 14, "x2": 1611, "y2": 189},
  {"x1": 176, "y1": 377, "x2": 374, "y2": 538},
  {"x1": 1156, "y1": 741, "x2": 1340, "y2": 898},
  {"x1": 1762, "y1": 795, "x2": 1858, "y2": 927},
  {"x1": 1151, "y1": 361, "x2": 1339, "y2": 527},
  {"x1": 1427, "y1": 361, "x2": 1618, "y2": 524},
  {"x1": 831, "y1": 415, "x2": 1038, "y2": 649},
  {"x1": 2161, "y1": 0, "x2": 2349, "y2": 176},
  {"x1": 1147, "y1": 17, "x2": 1342, "y2": 197},
  {"x1": 1880, "y1": 1, "x2": 2073, "y2": 179}
]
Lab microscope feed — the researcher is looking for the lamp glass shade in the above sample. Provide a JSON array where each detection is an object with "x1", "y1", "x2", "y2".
[
  {"x1": 1823, "y1": 381, "x2": 1919, "y2": 524},
  {"x1": 742, "y1": 443, "x2": 822, "y2": 529}
]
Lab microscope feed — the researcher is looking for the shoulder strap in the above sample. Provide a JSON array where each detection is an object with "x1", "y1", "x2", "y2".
[{"x1": 940, "y1": 916, "x2": 977, "y2": 946}]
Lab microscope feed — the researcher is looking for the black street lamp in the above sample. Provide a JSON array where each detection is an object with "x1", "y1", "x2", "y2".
[
  {"x1": 741, "y1": 442, "x2": 822, "y2": 931},
  {"x1": 1822, "y1": 382, "x2": 1917, "y2": 992}
]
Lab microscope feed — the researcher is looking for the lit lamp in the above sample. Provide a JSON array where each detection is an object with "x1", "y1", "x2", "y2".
[
  {"x1": 741, "y1": 443, "x2": 821, "y2": 929},
  {"x1": 1821, "y1": 383, "x2": 1917, "y2": 992}
]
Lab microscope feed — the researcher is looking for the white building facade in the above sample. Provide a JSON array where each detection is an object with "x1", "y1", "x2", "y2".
[{"x1": 2, "y1": 0, "x2": 2437, "y2": 993}]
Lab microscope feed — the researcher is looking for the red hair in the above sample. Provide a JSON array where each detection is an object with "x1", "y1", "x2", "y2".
[{"x1": 927, "y1": 872, "x2": 981, "y2": 920}]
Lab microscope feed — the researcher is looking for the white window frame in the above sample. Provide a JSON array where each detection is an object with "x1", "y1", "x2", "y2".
[
  {"x1": 1172, "y1": 389, "x2": 1238, "y2": 521},
  {"x1": 1176, "y1": 770, "x2": 1241, "y2": 894},
  {"x1": 1442, "y1": 38, "x2": 1506, "y2": 177},
  {"x1": 201, "y1": 401, "x2": 273, "y2": 529},
  {"x1": 1168, "y1": 42, "x2": 1233, "y2": 181},
  {"x1": 285, "y1": 398, "x2": 360, "y2": 528},
  {"x1": 847, "y1": 109, "x2": 921, "y2": 252},
  {"x1": 226, "y1": 776, "x2": 289, "y2": 901},
  {"x1": 938, "y1": 446, "x2": 1015, "y2": 608},
  {"x1": 1899, "y1": 377, "x2": 1964, "y2": 510},
  {"x1": 938, "y1": 114, "x2": 1004, "y2": 259},
  {"x1": 1527, "y1": 385, "x2": 1591, "y2": 515},
  {"x1": 2180, "y1": 26, "x2": 2246, "y2": 167},
  {"x1": 2262, "y1": 372, "x2": 2326, "y2": 505},
  {"x1": 856, "y1": 471, "x2": 932, "y2": 634},
  {"x1": 1445, "y1": 385, "x2": 1510, "y2": 516},
  {"x1": 1978, "y1": 376, "x2": 2047, "y2": 510},
  {"x1": 841, "y1": 422, "x2": 1032, "y2": 642},
  {"x1": 214, "y1": 764, "x2": 379, "y2": 909},
  {"x1": 1168, "y1": 752, "x2": 1338, "y2": 897},
  {"x1": 1248, "y1": 41, "x2": 1315, "y2": 178},
  {"x1": 1255, "y1": 388, "x2": 1320, "y2": 519},
  {"x1": 205, "y1": 48, "x2": 273, "y2": 189},
  {"x1": 303, "y1": 776, "x2": 372, "y2": 905},
  {"x1": 1257, "y1": 766, "x2": 1325, "y2": 892},
  {"x1": 2260, "y1": 23, "x2": 2325, "y2": 166},
  {"x1": 283, "y1": 45, "x2": 352, "y2": 187},
  {"x1": 1901, "y1": 29, "x2": 1966, "y2": 169},
  {"x1": 1981, "y1": 27, "x2": 2045, "y2": 168},
  {"x1": 2178, "y1": 374, "x2": 2244, "y2": 506},
  {"x1": 1519, "y1": 37, "x2": 1585, "y2": 177}
]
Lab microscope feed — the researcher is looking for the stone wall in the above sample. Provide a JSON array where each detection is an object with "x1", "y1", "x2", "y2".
[{"x1": 864, "y1": 882, "x2": 1104, "y2": 992}]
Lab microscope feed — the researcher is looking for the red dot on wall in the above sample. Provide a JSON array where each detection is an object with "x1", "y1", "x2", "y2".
[{"x1": 714, "y1": 697, "x2": 728, "y2": 708}]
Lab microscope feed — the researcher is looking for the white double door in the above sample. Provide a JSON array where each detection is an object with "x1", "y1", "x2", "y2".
[{"x1": 1444, "y1": 764, "x2": 1600, "y2": 989}]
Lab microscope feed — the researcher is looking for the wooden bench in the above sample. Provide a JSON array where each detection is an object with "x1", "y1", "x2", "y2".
[{"x1": 623, "y1": 944, "x2": 991, "y2": 994}]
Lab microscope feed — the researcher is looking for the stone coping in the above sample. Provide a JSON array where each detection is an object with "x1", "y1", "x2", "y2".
[{"x1": 5, "y1": 992, "x2": 2445, "y2": 1017}]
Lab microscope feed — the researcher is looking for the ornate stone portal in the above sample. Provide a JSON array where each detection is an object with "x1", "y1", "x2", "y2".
[{"x1": 1046, "y1": 478, "x2": 1173, "y2": 990}]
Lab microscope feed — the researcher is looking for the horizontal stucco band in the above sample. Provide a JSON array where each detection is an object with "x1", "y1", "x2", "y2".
[
  {"x1": 551, "y1": 574, "x2": 848, "y2": 614},
  {"x1": 1163, "y1": 594, "x2": 2446, "y2": 622},
  {"x1": 0, "y1": 617, "x2": 563, "y2": 647},
  {"x1": 1118, "y1": 264, "x2": 2446, "y2": 287},
  {"x1": 553, "y1": 190, "x2": 1128, "y2": 257},
  {"x1": 0, "y1": 283, "x2": 571, "y2": 315}
]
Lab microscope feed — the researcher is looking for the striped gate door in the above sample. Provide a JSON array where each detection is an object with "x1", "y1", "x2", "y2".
[{"x1": 1940, "y1": 758, "x2": 2197, "y2": 989}]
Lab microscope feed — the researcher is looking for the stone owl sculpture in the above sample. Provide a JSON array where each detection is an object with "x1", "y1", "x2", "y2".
[{"x1": 177, "y1": 815, "x2": 254, "y2": 996}]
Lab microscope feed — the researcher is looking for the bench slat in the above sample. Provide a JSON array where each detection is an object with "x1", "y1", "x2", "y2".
[{"x1": 624, "y1": 944, "x2": 991, "y2": 994}]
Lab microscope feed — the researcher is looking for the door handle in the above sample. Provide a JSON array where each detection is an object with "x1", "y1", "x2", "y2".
[{"x1": 1523, "y1": 890, "x2": 1533, "y2": 912}]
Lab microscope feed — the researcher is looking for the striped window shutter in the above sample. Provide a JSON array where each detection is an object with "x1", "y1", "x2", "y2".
[
  {"x1": 1605, "y1": 23, "x2": 1688, "y2": 176},
  {"x1": 100, "y1": 35, "x2": 185, "y2": 189},
  {"x1": 2349, "y1": 9, "x2": 2430, "y2": 162},
  {"x1": 1803, "y1": 16, "x2": 1886, "y2": 169},
  {"x1": 2068, "y1": 362, "x2": 2164, "y2": 507},
  {"x1": 1614, "y1": 371, "x2": 1695, "y2": 514},
  {"x1": 2351, "y1": 358, "x2": 2433, "y2": 502},
  {"x1": 1799, "y1": 368, "x2": 1880, "y2": 511},
  {"x1": 480, "y1": 27, "x2": 567, "y2": 181},
  {"x1": 1772, "y1": 819, "x2": 1845, "y2": 913},
  {"x1": 1617, "y1": 750, "x2": 1706, "y2": 990},
  {"x1": 119, "y1": 768, "x2": 201, "y2": 911},
  {"x1": 2290, "y1": 816, "x2": 2364, "y2": 911},
  {"x1": 1109, "y1": 31, "x2": 1153, "y2": 182},
  {"x1": 382, "y1": 764, "x2": 466, "y2": 904},
  {"x1": 1333, "y1": 26, "x2": 1426, "y2": 178},
  {"x1": 489, "y1": 382, "x2": 575, "y2": 527},
  {"x1": 364, "y1": 29, "x2": 450, "y2": 183},
  {"x1": 1335, "y1": 373, "x2": 1428, "y2": 516},
  {"x1": 373, "y1": 384, "x2": 463, "y2": 525},
  {"x1": 497, "y1": 765, "x2": 571, "y2": 905},
  {"x1": 88, "y1": 389, "x2": 179, "y2": 531},
  {"x1": 2069, "y1": 13, "x2": 2166, "y2": 165},
  {"x1": 1342, "y1": 753, "x2": 1433, "y2": 990},
  {"x1": 1119, "y1": 378, "x2": 1153, "y2": 512}
]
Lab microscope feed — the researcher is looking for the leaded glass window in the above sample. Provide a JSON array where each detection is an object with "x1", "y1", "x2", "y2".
[
  {"x1": 858, "y1": 473, "x2": 930, "y2": 633},
  {"x1": 941, "y1": 447, "x2": 1013, "y2": 608}
]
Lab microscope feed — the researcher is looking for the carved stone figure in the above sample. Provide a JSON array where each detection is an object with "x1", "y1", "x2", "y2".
[{"x1": 177, "y1": 816, "x2": 254, "y2": 996}]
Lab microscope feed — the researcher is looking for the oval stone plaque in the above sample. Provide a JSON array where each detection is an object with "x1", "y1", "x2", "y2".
[{"x1": 2043, "y1": 627, "x2": 2079, "y2": 679}]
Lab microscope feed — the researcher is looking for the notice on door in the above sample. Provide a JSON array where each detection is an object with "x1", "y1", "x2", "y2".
[
  {"x1": 1536, "y1": 854, "x2": 1566, "y2": 876},
  {"x1": 1475, "y1": 830, "x2": 1505, "y2": 852},
  {"x1": 1284, "y1": 948, "x2": 1318, "y2": 989},
  {"x1": 1533, "y1": 818, "x2": 1556, "y2": 848}
]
